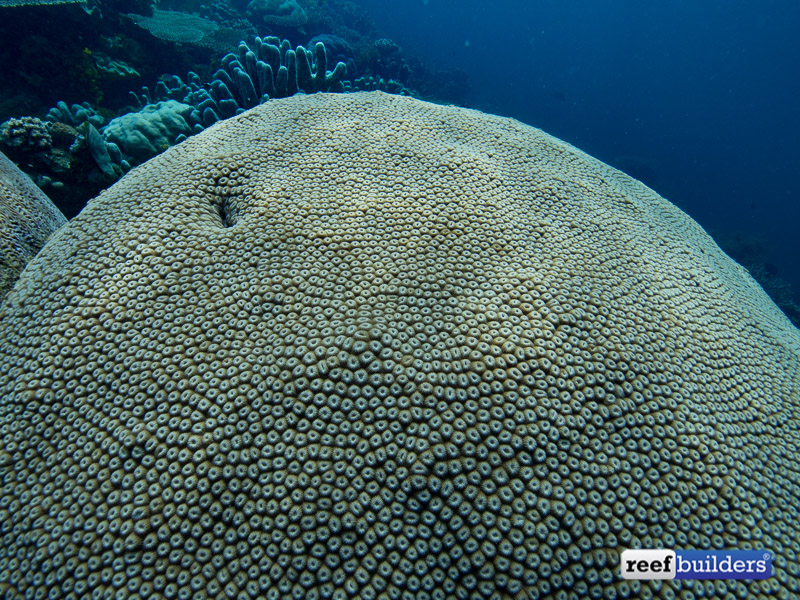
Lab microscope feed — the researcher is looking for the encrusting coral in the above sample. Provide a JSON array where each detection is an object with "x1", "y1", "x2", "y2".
[
  {"x1": 103, "y1": 100, "x2": 196, "y2": 166},
  {"x1": 1, "y1": 92, "x2": 799, "y2": 599}
]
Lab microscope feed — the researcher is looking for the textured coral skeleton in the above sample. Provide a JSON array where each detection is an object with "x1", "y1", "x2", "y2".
[{"x1": 0, "y1": 92, "x2": 798, "y2": 599}]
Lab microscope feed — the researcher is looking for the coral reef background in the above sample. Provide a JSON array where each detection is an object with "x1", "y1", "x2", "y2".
[
  {"x1": 0, "y1": 0, "x2": 798, "y2": 326},
  {"x1": 0, "y1": 0, "x2": 466, "y2": 210}
]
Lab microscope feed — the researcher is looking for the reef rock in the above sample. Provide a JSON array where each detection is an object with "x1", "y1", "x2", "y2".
[
  {"x1": 1, "y1": 92, "x2": 799, "y2": 599},
  {"x1": 0, "y1": 150, "x2": 66, "y2": 305}
]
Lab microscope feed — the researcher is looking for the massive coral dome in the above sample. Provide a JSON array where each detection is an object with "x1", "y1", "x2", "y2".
[{"x1": 1, "y1": 91, "x2": 799, "y2": 599}]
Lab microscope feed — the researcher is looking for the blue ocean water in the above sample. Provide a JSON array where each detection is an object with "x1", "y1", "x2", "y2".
[{"x1": 356, "y1": 0, "x2": 800, "y2": 310}]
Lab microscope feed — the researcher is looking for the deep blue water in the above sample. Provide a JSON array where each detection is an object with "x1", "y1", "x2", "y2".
[{"x1": 355, "y1": 0, "x2": 800, "y2": 301}]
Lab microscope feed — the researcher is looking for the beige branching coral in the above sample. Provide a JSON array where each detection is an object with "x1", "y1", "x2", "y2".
[{"x1": 1, "y1": 92, "x2": 798, "y2": 599}]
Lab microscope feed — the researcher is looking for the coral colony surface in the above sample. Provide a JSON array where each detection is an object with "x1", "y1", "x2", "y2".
[{"x1": 1, "y1": 92, "x2": 798, "y2": 599}]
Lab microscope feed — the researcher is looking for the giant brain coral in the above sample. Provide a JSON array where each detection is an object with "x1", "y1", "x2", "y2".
[{"x1": 1, "y1": 92, "x2": 799, "y2": 599}]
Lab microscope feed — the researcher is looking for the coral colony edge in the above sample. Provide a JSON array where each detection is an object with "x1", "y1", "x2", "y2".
[{"x1": 1, "y1": 92, "x2": 799, "y2": 599}]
